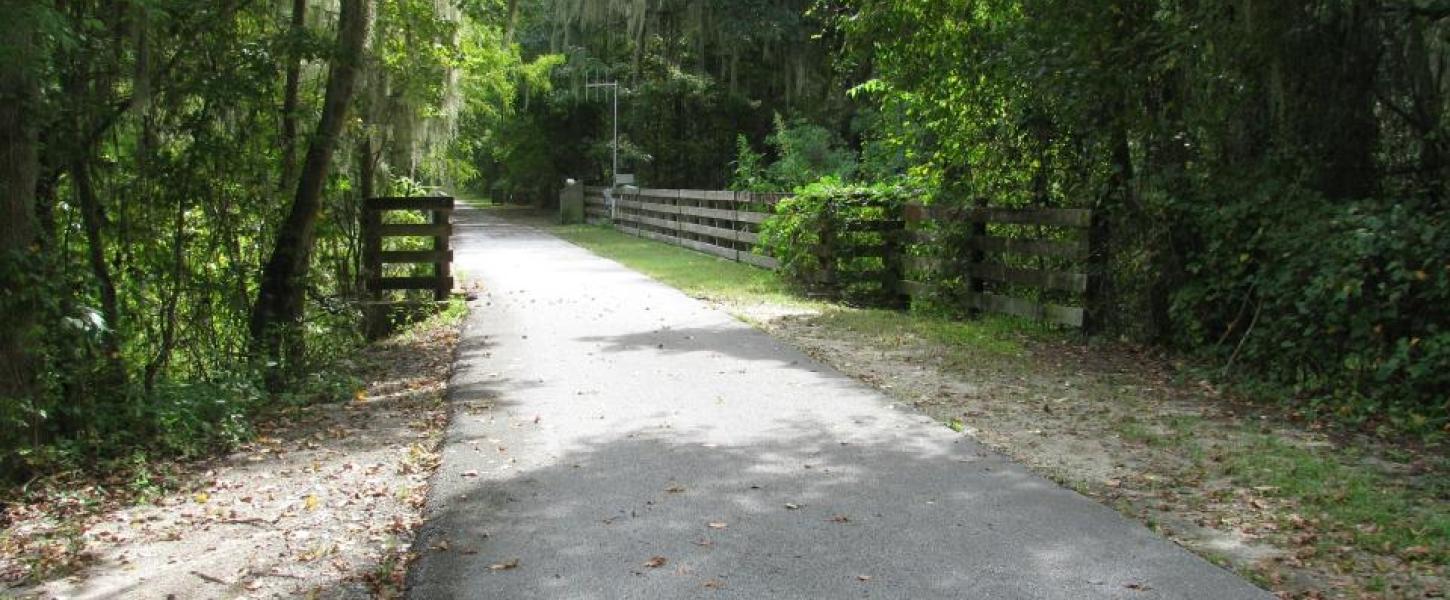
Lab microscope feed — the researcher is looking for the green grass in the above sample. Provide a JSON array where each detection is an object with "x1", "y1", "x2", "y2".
[
  {"x1": 1225, "y1": 435, "x2": 1450, "y2": 565},
  {"x1": 550, "y1": 223, "x2": 810, "y2": 309},
  {"x1": 546, "y1": 222, "x2": 1033, "y2": 357},
  {"x1": 809, "y1": 308, "x2": 1028, "y2": 357}
]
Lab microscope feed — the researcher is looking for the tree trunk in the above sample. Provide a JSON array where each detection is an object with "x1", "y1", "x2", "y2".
[
  {"x1": 503, "y1": 0, "x2": 519, "y2": 48},
  {"x1": 0, "y1": 6, "x2": 41, "y2": 401},
  {"x1": 73, "y1": 155, "x2": 124, "y2": 376},
  {"x1": 278, "y1": 0, "x2": 307, "y2": 195},
  {"x1": 250, "y1": 0, "x2": 373, "y2": 385}
]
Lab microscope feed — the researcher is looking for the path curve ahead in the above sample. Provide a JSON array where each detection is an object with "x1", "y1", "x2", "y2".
[{"x1": 408, "y1": 206, "x2": 1268, "y2": 599}]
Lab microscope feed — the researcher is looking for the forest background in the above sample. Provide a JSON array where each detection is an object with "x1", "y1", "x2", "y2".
[{"x1": 1, "y1": 0, "x2": 1446, "y2": 485}]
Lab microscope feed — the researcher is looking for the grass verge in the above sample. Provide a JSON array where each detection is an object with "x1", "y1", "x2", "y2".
[{"x1": 546, "y1": 218, "x2": 1034, "y2": 357}]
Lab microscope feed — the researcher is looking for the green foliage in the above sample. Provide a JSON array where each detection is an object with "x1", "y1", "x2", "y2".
[
  {"x1": 1, "y1": 0, "x2": 495, "y2": 483},
  {"x1": 829, "y1": 0, "x2": 1450, "y2": 434},
  {"x1": 729, "y1": 135, "x2": 769, "y2": 192},
  {"x1": 730, "y1": 116, "x2": 859, "y2": 191},
  {"x1": 758, "y1": 177, "x2": 913, "y2": 302},
  {"x1": 146, "y1": 377, "x2": 262, "y2": 458},
  {"x1": 1176, "y1": 198, "x2": 1450, "y2": 431},
  {"x1": 474, "y1": 0, "x2": 840, "y2": 197},
  {"x1": 763, "y1": 115, "x2": 858, "y2": 189},
  {"x1": 1226, "y1": 435, "x2": 1450, "y2": 564}
]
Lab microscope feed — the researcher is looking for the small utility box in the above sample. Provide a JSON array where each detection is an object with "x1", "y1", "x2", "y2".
[{"x1": 559, "y1": 179, "x2": 584, "y2": 224}]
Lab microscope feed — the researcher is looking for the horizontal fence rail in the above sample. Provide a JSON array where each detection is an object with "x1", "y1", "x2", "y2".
[
  {"x1": 583, "y1": 187, "x2": 784, "y2": 269},
  {"x1": 362, "y1": 196, "x2": 455, "y2": 301},
  {"x1": 897, "y1": 202, "x2": 1096, "y2": 328},
  {"x1": 577, "y1": 186, "x2": 1097, "y2": 328}
]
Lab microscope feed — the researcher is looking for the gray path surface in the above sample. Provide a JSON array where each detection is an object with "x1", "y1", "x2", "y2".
[{"x1": 408, "y1": 207, "x2": 1269, "y2": 600}]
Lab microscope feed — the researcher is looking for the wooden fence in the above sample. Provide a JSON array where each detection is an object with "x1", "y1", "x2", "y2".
[
  {"x1": 899, "y1": 202, "x2": 1098, "y2": 329},
  {"x1": 581, "y1": 186, "x2": 1098, "y2": 329},
  {"x1": 583, "y1": 187, "x2": 784, "y2": 269},
  {"x1": 362, "y1": 196, "x2": 455, "y2": 301}
]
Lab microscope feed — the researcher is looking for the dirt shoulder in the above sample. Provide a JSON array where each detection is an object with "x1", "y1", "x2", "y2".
[
  {"x1": 763, "y1": 312, "x2": 1447, "y2": 600},
  {"x1": 1, "y1": 306, "x2": 465, "y2": 599}
]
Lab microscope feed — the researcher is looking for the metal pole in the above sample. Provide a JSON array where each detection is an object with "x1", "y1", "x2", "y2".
[{"x1": 611, "y1": 83, "x2": 618, "y2": 186}]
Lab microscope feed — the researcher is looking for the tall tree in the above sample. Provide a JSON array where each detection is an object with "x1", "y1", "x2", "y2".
[
  {"x1": 0, "y1": 1, "x2": 42, "y2": 400},
  {"x1": 251, "y1": 0, "x2": 374, "y2": 381},
  {"x1": 278, "y1": 0, "x2": 309, "y2": 196}
]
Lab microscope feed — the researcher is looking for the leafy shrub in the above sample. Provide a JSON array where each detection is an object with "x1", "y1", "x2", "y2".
[
  {"x1": 1174, "y1": 197, "x2": 1450, "y2": 432},
  {"x1": 729, "y1": 135, "x2": 770, "y2": 192},
  {"x1": 758, "y1": 177, "x2": 914, "y2": 302},
  {"x1": 730, "y1": 115, "x2": 858, "y2": 191},
  {"x1": 148, "y1": 376, "x2": 263, "y2": 458}
]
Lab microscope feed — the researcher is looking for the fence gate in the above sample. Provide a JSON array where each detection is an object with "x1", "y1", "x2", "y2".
[{"x1": 361, "y1": 196, "x2": 455, "y2": 335}]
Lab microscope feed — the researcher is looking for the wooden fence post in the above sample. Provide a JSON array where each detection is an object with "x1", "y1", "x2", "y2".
[
  {"x1": 1083, "y1": 208, "x2": 1108, "y2": 335},
  {"x1": 361, "y1": 199, "x2": 383, "y2": 337},
  {"x1": 819, "y1": 198, "x2": 838, "y2": 296},
  {"x1": 883, "y1": 200, "x2": 909, "y2": 308},
  {"x1": 964, "y1": 197, "x2": 988, "y2": 318},
  {"x1": 432, "y1": 207, "x2": 451, "y2": 301}
]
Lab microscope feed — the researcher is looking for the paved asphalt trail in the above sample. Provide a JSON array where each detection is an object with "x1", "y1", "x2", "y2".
[{"x1": 407, "y1": 206, "x2": 1269, "y2": 599}]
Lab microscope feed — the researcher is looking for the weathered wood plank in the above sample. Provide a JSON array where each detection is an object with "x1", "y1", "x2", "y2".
[
  {"x1": 378, "y1": 276, "x2": 453, "y2": 291},
  {"x1": 897, "y1": 279, "x2": 934, "y2": 296},
  {"x1": 677, "y1": 221, "x2": 749, "y2": 242},
  {"x1": 902, "y1": 256, "x2": 942, "y2": 272},
  {"x1": 634, "y1": 214, "x2": 679, "y2": 231},
  {"x1": 379, "y1": 223, "x2": 451, "y2": 237},
  {"x1": 907, "y1": 202, "x2": 1092, "y2": 228},
  {"x1": 969, "y1": 262, "x2": 1088, "y2": 293},
  {"x1": 380, "y1": 250, "x2": 453, "y2": 263},
  {"x1": 740, "y1": 252, "x2": 779, "y2": 269},
  {"x1": 636, "y1": 188, "x2": 680, "y2": 200},
  {"x1": 366, "y1": 196, "x2": 455, "y2": 211},
  {"x1": 631, "y1": 200, "x2": 682, "y2": 215},
  {"x1": 966, "y1": 292, "x2": 1084, "y2": 327},
  {"x1": 734, "y1": 211, "x2": 771, "y2": 224},
  {"x1": 677, "y1": 205, "x2": 735, "y2": 220},
  {"x1": 677, "y1": 189, "x2": 737, "y2": 201},
  {"x1": 969, "y1": 207, "x2": 1092, "y2": 228},
  {"x1": 972, "y1": 236, "x2": 1089, "y2": 260}
]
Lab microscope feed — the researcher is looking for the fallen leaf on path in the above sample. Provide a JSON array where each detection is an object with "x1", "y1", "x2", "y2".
[
  {"x1": 643, "y1": 556, "x2": 667, "y2": 568},
  {"x1": 665, "y1": 485, "x2": 686, "y2": 494},
  {"x1": 489, "y1": 558, "x2": 520, "y2": 571},
  {"x1": 192, "y1": 492, "x2": 209, "y2": 504},
  {"x1": 703, "y1": 579, "x2": 726, "y2": 589},
  {"x1": 461, "y1": 470, "x2": 479, "y2": 478},
  {"x1": 828, "y1": 514, "x2": 850, "y2": 523}
]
